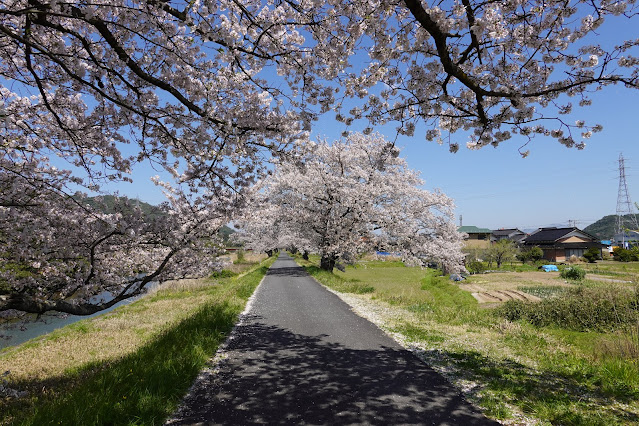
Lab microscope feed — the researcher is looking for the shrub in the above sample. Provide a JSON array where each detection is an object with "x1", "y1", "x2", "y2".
[
  {"x1": 613, "y1": 247, "x2": 637, "y2": 262},
  {"x1": 560, "y1": 266, "x2": 586, "y2": 281},
  {"x1": 498, "y1": 286, "x2": 639, "y2": 332},
  {"x1": 583, "y1": 247, "x2": 601, "y2": 263},
  {"x1": 233, "y1": 249, "x2": 246, "y2": 264},
  {"x1": 466, "y1": 260, "x2": 487, "y2": 274},
  {"x1": 517, "y1": 246, "x2": 544, "y2": 263}
]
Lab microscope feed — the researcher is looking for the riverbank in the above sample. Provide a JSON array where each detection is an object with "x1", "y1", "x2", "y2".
[{"x1": 0, "y1": 256, "x2": 275, "y2": 425}]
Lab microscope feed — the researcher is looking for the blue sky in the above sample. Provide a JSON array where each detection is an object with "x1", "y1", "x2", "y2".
[
  {"x1": 309, "y1": 82, "x2": 639, "y2": 231},
  {"x1": 103, "y1": 10, "x2": 639, "y2": 231}
]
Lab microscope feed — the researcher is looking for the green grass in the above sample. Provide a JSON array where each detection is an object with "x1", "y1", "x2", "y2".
[
  {"x1": 489, "y1": 262, "x2": 542, "y2": 272},
  {"x1": 580, "y1": 260, "x2": 639, "y2": 281},
  {"x1": 297, "y1": 254, "x2": 639, "y2": 425},
  {"x1": 518, "y1": 285, "x2": 569, "y2": 299},
  {"x1": 1, "y1": 256, "x2": 276, "y2": 425}
]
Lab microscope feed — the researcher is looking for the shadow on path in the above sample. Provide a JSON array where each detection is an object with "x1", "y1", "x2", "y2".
[
  {"x1": 265, "y1": 265, "x2": 309, "y2": 278},
  {"x1": 170, "y1": 319, "x2": 496, "y2": 425}
]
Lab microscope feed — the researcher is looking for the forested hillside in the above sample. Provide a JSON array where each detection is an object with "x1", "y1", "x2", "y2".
[
  {"x1": 80, "y1": 195, "x2": 235, "y2": 243},
  {"x1": 80, "y1": 195, "x2": 165, "y2": 219},
  {"x1": 584, "y1": 214, "x2": 639, "y2": 239}
]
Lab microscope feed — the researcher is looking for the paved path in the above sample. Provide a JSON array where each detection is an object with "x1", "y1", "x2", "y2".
[{"x1": 168, "y1": 254, "x2": 498, "y2": 425}]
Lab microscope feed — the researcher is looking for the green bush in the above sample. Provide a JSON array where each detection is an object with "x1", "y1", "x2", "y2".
[
  {"x1": 498, "y1": 286, "x2": 639, "y2": 332},
  {"x1": 233, "y1": 249, "x2": 246, "y2": 264},
  {"x1": 466, "y1": 260, "x2": 487, "y2": 274},
  {"x1": 612, "y1": 247, "x2": 638, "y2": 262},
  {"x1": 211, "y1": 269, "x2": 237, "y2": 278},
  {"x1": 560, "y1": 266, "x2": 586, "y2": 281},
  {"x1": 517, "y1": 246, "x2": 544, "y2": 263},
  {"x1": 583, "y1": 247, "x2": 601, "y2": 263}
]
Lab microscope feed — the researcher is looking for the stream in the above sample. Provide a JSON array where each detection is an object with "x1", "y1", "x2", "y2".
[{"x1": 0, "y1": 283, "x2": 157, "y2": 351}]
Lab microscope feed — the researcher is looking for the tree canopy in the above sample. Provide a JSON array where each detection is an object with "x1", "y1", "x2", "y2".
[
  {"x1": 237, "y1": 132, "x2": 466, "y2": 272},
  {"x1": 1, "y1": 0, "x2": 638, "y2": 315}
]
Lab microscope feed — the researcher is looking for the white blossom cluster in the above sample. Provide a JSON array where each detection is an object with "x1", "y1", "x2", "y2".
[
  {"x1": 0, "y1": 0, "x2": 636, "y2": 315},
  {"x1": 0, "y1": 168, "x2": 233, "y2": 315},
  {"x1": 237, "y1": 132, "x2": 466, "y2": 273},
  {"x1": 328, "y1": 0, "x2": 636, "y2": 151}
]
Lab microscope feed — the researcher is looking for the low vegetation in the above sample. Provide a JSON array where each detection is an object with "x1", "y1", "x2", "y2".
[
  {"x1": 559, "y1": 265, "x2": 586, "y2": 281},
  {"x1": 500, "y1": 285, "x2": 639, "y2": 332},
  {"x1": 296, "y1": 253, "x2": 639, "y2": 425},
  {"x1": 0, "y1": 256, "x2": 275, "y2": 425},
  {"x1": 612, "y1": 246, "x2": 639, "y2": 262}
]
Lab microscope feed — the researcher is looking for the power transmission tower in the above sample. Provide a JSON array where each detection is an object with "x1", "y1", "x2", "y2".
[{"x1": 616, "y1": 154, "x2": 639, "y2": 235}]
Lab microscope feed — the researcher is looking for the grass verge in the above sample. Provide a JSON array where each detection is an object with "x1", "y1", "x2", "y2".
[
  {"x1": 295, "y1": 254, "x2": 639, "y2": 425},
  {"x1": 0, "y1": 256, "x2": 276, "y2": 425}
]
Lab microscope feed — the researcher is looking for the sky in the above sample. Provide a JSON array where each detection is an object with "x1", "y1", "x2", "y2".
[
  {"x1": 93, "y1": 8, "x2": 639, "y2": 232},
  {"x1": 308, "y1": 84, "x2": 639, "y2": 232}
]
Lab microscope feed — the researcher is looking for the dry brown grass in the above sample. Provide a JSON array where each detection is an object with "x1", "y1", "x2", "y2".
[
  {"x1": 463, "y1": 271, "x2": 568, "y2": 291},
  {"x1": 227, "y1": 251, "x2": 267, "y2": 264},
  {"x1": 459, "y1": 271, "x2": 570, "y2": 304},
  {"x1": 0, "y1": 281, "x2": 217, "y2": 382},
  {"x1": 149, "y1": 277, "x2": 214, "y2": 294}
]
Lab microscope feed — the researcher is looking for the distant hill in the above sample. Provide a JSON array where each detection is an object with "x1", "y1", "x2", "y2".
[
  {"x1": 80, "y1": 194, "x2": 166, "y2": 220},
  {"x1": 583, "y1": 214, "x2": 639, "y2": 240},
  {"x1": 80, "y1": 195, "x2": 235, "y2": 242},
  {"x1": 219, "y1": 225, "x2": 235, "y2": 243}
]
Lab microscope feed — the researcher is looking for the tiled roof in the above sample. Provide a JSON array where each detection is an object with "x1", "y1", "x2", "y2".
[
  {"x1": 458, "y1": 226, "x2": 492, "y2": 234},
  {"x1": 524, "y1": 227, "x2": 597, "y2": 243},
  {"x1": 492, "y1": 228, "x2": 524, "y2": 237}
]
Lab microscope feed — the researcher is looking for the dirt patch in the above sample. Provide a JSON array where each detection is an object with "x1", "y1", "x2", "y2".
[
  {"x1": 471, "y1": 289, "x2": 541, "y2": 304},
  {"x1": 458, "y1": 271, "x2": 567, "y2": 304},
  {"x1": 587, "y1": 274, "x2": 633, "y2": 283}
]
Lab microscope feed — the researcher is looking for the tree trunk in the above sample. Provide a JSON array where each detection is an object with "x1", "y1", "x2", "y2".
[
  {"x1": 302, "y1": 251, "x2": 309, "y2": 260},
  {"x1": 320, "y1": 254, "x2": 336, "y2": 272},
  {"x1": 266, "y1": 249, "x2": 273, "y2": 257}
]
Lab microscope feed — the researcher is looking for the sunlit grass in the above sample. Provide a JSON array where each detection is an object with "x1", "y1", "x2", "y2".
[{"x1": 0, "y1": 256, "x2": 276, "y2": 425}]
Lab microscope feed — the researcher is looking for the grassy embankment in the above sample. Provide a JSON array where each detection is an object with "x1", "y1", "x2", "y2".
[
  {"x1": 296, "y1": 254, "x2": 639, "y2": 425},
  {"x1": 0, "y1": 254, "x2": 275, "y2": 425}
]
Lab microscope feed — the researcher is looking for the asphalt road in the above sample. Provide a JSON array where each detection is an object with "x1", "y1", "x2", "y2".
[{"x1": 168, "y1": 253, "x2": 499, "y2": 425}]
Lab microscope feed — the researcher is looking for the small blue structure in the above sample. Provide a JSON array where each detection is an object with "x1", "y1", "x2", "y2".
[{"x1": 541, "y1": 265, "x2": 559, "y2": 272}]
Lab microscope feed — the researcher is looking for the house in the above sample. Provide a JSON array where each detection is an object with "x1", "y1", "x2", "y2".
[
  {"x1": 522, "y1": 227, "x2": 604, "y2": 262},
  {"x1": 458, "y1": 226, "x2": 492, "y2": 249},
  {"x1": 491, "y1": 228, "x2": 527, "y2": 245}
]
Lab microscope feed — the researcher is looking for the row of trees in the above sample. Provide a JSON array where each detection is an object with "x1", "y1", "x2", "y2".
[
  {"x1": 465, "y1": 242, "x2": 604, "y2": 273},
  {"x1": 1, "y1": 0, "x2": 638, "y2": 316},
  {"x1": 464, "y1": 240, "x2": 526, "y2": 272},
  {"x1": 235, "y1": 133, "x2": 465, "y2": 273}
]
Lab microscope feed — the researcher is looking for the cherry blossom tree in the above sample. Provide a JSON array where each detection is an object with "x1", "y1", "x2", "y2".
[
  {"x1": 0, "y1": 171, "x2": 238, "y2": 316},
  {"x1": 329, "y1": 0, "x2": 638, "y2": 153},
  {"x1": 238, "y1": 132, "x2": 466, "y2": 273},
  {"x1": 1, "y1": 0, "x2": 637, "y2": 316},
  {"x1": 0, "y1": 0, "x2": 336, "y2": 316}
]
